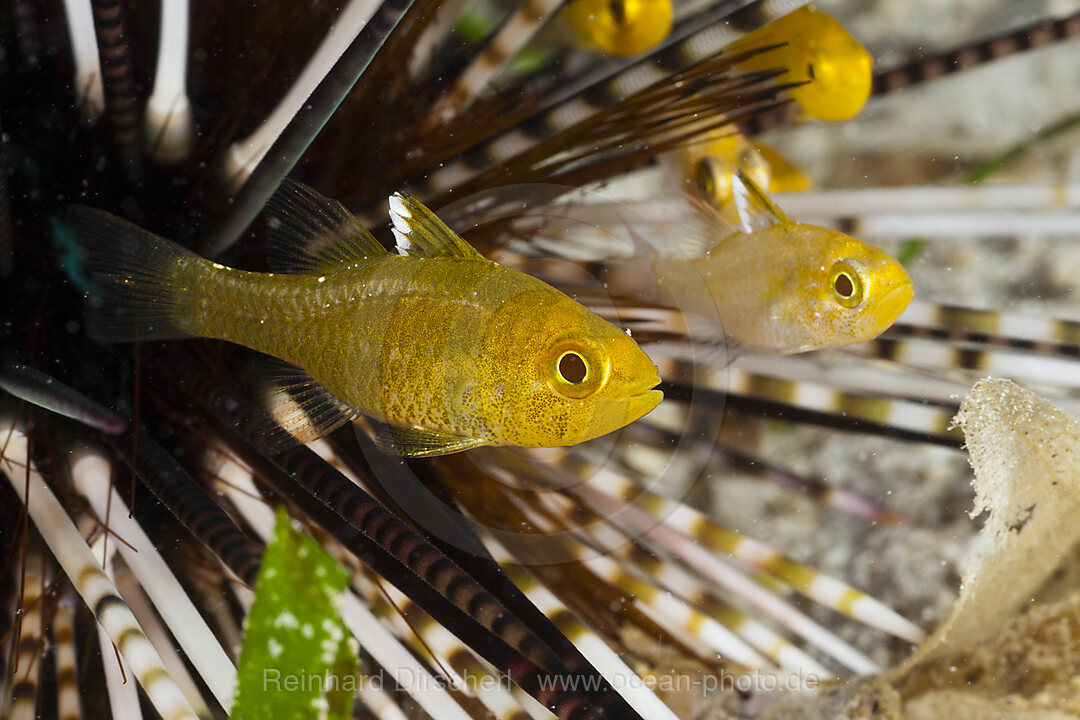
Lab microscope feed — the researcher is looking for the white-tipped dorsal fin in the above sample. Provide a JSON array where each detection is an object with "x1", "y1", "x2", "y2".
[
  {"x1": 730, "y1": 169, "x2": 789, "y2": 234},
  {"x1": 264, "y1": 179, "x2": 386, "y2": 274},
  {"x1": 388, "y1": 192, "x2": 484, "y2": 259}
]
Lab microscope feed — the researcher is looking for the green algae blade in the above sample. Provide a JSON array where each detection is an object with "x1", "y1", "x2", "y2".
[{"x1": 232, "y1": 508, "x2": 358, "y2": 720}]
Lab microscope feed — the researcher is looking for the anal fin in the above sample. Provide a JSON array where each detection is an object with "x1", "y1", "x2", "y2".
[{"x1": 371, "y1": 422, "x2": 489, "y2": 457}]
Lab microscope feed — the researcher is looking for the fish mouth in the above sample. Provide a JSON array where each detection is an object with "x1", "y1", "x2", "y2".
[
  {"x1": 872, "y1": 285, "x2": 915, "y2": 329},
  {"x1": 624, "y1": 376, "x2": 663, "y2": 424}
]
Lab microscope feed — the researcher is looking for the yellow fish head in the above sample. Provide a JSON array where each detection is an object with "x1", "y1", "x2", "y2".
[
  {"x1": 481, "y1": 286, "x2": 662, "y2": 449},
  {"x1": 567, "y1": 0, "x2": 673, "y2": 57},
  {"x1": 784, "y1": 227, "x2": 913, "y2": 352},
  {"x1": 788, "y1": 10, "x2": 873, "y2": 122}
]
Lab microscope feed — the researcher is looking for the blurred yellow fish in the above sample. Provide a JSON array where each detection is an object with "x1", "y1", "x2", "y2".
[
  {"x1": 665, "y1": 132, "x2": 812, "y2": 211},
  {"x1": 731, "y1": 5, "x2": 872, "y2": 122},
  {"x1": 66, "y1": 182, "x2": 662, "y2": 456},
  {"x1": 564, "y1": 0, "x2": 672, "y2": 56},
  {"x1": 649, "y1": 171, "x2": 913, "y2": 353}
]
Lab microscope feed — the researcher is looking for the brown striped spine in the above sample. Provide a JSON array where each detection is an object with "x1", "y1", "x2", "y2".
[{"x1": 91, "y1": 0, "x2": 142, "y2": 180}]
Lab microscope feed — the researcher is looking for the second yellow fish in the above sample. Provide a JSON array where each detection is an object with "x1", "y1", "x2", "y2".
[
  {"x1": 650, "y1": 171, "x2": 913, "y2": 354},
  {"x1": 66, "y1": 182, "x2": 662, "y2": 456}
]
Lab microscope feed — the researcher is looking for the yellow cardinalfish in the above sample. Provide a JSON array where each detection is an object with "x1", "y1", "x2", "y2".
[
  {"x1": 667, "y1": 132, "x2": 812, "y2": 211},
  {"x1": 648, "y1": 171, "x2": 913, "y2": 354},
  {"x1": 730, "y1": 5, "x2": 873, "y2": 122},
  {"x1": 563, "y1": 0, "x2": 672, "y2": 57},
  {"x1": 64, "y1": 182, "x2": 662, "y2": 457}
]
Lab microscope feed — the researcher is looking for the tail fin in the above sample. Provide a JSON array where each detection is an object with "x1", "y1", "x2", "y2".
[{"x1": 57, "y1": 206, "x2": 197, "y2": 342}]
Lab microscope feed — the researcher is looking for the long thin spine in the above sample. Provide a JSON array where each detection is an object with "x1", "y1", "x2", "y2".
[
  {"x1": 637, "y1": 422, "x2": 904, "y2": 524},
  {"x1": 9, "y1": 539, "x2": 46, "y2": 720},
  {"x1": 773, "y1": 182, "x2": 1080, "y2": 217},
  {"x1": 447, "y1": 472, "x2": 774, "y2": 677},
  {"x1": 431, "y1": 0, "x2": 568, "y2": 122},
  {"x1": 91, "y1": 0, "x2": 142, "y2": 179},
  {"x1": 54, "y1": 591, "x2": 83, "y2": 720},
  {"x1": 0, "y1": 364, "x2": 126, "y2": 434},
  {"x1": 433, "y1": 463, "x2": 725, "y2": 680},
  {"x1": 656, "y1": 353, "x2": 960, "y2": 443},
  {"x1": 413, "y1": 0, "x2": 809, "y2": 198},
  {"x1": 533, "y1": 485, "x2": 829, "y2": 674},
  {"x1": 145, "y1": 0, "x2": 194, "y2": 164},
  {"x1": 617, "y1": 544, "x2": 830, "y2": 674},
  {"x1": 220, "y1": 0, "x2": 382, "y2": 190},
  {"x1": 822, "y1": 209, "x2": 1080, "y2": 239},
  {"x1": 371, "y1": 579, "x2": 537, "y2": 720},
  {"x1": 475, "y1": 539, "x2": 687, "y2": 720},
  {"x1": 579, "y1": 471, "x2": 926, "y2": 645},
  {"x1": 850, "y1": 336, "x2": 1080, "y2": 392},
  {"x1": 873, "y1": 10, "x2": 1080, "y2": 95},
  {"x1": 358, "y1": 683, "x2": 414, "y2": 720},
  {"x1": 576, "y1": 480, "x2": 880, "y2": 674},
  {"x1": 89, "y1": 532, "x2": 144, "y2": 720},
  {"x1": 730, "y1": 353, "x2": 969, "y2": 407},
  {"x1": 554, "y1": 543, "x2": 773, "y2": 669},
  {"x1": 104, "y1": 429, "x2": 265, "y2": 586},
  {"x1": 203, "y1": 0, "x2": 417, "y2": 256},
  {"x1": 214, "y1": 462, "x2": 478, "y2": 720},
  {"x1": 892, "y1": 300, "x2": 1080, "y2": 351},
  {"x1": 72, "y1": 452, "x2": 237, "y2": 712},
  {"x1": 61, "y1": 0, "x2": 105, "y2": 118},
  {"x1": 0, "y1": 429, "x2": 199, "y2": 720},
  {"x1": 112, "y1": 562, "x2": 214, "y2": 718},
  {"x1": 573, "y1": 517, "x2": 832, "y2": 675}
]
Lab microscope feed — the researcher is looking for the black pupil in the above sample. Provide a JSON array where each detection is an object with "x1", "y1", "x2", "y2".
[
  {"x1": 695, "y1": 159, "x2": 716, "y2": 198},
  {"x1": 834, "y1": 272, "x2": 854, "y2": 297},
  {"x1": 559, "y1": 353, "x2": 588, "y2": 384},
  {"x1": 609, "y1": 0, "x2": 627, "y2": 24}
]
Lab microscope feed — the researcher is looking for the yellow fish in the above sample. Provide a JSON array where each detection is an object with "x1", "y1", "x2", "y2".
[
  {"x1": 667, "y1": 132, "x2": 811, "y2": 211},
  {"x1": 66, "y1": 182, "x2": 662, "y2": 456},
  {"x1": 564, "y1": 0, "x2": 672, "y2": 56},
  {"x1": 731, "y1": 5, "x2": 873, "y2": 122},
  {"x1": 648, "y1": 171, "x2": 913, "y2": 354}
]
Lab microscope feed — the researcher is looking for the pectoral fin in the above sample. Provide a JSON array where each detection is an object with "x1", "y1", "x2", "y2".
[
  {"x1": 373, "y1": 423, "x2": 489, "y2": 457},
  {"x1": 259, "y1": 361, "x2": 362, "y2": 452}
]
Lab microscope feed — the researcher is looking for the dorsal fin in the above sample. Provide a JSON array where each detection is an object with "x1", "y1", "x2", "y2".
[
  {"x1": 730, "y1": 169, "x2": 790, "y2": 234},
  {"x1": 388, "y1": 192, "x2": 484, "y2": 259},
  {"x1": 264, "y1": 179, "x2": 386, "y2": 274}
]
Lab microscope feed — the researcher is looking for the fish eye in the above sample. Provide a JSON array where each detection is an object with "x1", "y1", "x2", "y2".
[
  {"x1": 608, "y1": 0, "x2": 627, "y2": 25},
  {"x1": 828, "y1": 260, "x2": 864, "y2": 308},
  {"x1": 546, "y1": 335, "x2": 610, "y2": 399},
  {"x1": 558, "y1": 352, "x2": 588, "y2": 384},
  {"x1": 694, "y1": 157, "x2": 724, "y2": 206}
]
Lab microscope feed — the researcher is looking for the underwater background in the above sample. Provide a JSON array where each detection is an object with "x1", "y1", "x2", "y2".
[{"x1": 4, "y1": 0, "x2": 1080, "y2": 718}]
